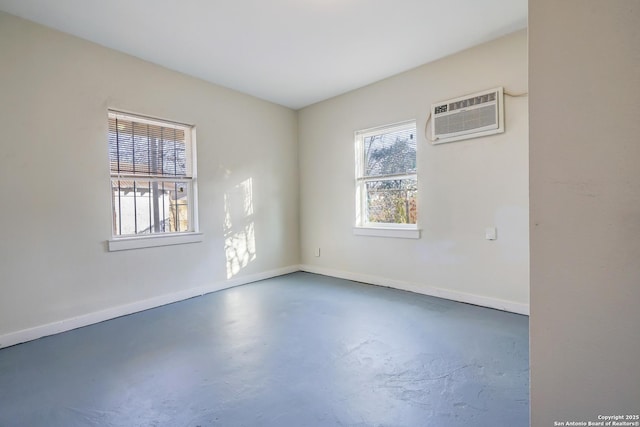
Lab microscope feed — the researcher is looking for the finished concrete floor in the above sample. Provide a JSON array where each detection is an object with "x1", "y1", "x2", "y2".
[{"x1": 0, "y1": 272, "x2": 529, "y2": 426}]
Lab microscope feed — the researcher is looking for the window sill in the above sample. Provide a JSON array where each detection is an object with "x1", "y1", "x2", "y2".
[
  {"x1": 353, "y1": 227, "x2": 421, "y2": 239},
  {"x1": 108, "y1": 232, "x2": 204, "y2": 252}
]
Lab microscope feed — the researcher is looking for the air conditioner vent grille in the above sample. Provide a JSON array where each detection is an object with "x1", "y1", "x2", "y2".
[{"x1": 434, "y1": 104, "x2": 497, "y2": 135}]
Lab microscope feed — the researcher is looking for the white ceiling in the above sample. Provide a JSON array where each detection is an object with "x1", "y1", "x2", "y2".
[{"x1": 0, "y1": 0, "x2": 527, "y2": 109}]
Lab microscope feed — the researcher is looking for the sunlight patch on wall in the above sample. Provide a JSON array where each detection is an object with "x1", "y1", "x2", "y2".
[{"x1": 224, "y1": 178, "x2": 256, "y2": 279}]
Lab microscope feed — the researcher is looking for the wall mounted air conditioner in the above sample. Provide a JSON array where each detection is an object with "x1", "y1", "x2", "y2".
[{"x1": 431, "y1": 87, "x2": 504, "y2": 144}]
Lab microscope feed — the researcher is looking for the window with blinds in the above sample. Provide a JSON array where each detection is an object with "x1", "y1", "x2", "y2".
[
  {"x1": 355, "y1": 120, "x2": 417, "y2": 227},
  {"x1": 108, "y1": 110, "x2": 197, "y2": 237}
]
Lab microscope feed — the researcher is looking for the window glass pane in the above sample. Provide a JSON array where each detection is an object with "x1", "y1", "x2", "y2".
[
  {"x1": 365, "y1": 179, "x2": 417, "y2": 224},
  {"x1": 166, "y1": 181, "x2": 190, "y2": 233},
  {"x1": 111, "y1": 179, "x2": 190, "y2": 236},
  {"x1": 111, "y1": 180, "x2": 137, "y2": 235},
  {"x1": 364, "y1": 127, "x2": 416, "y2": 177}
]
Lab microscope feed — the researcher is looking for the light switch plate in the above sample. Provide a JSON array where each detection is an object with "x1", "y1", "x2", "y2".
[{"x1": 485, "y1": 227, "x2": 497, "y2": 240}]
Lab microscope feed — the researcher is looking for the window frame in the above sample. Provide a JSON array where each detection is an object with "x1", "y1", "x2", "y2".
[
  {"x1": 354, "y1": 120, "x2": 420, "y2": 239},
  {"x1": 106, "y1": 110, "x2": 202, "y2": 251}
]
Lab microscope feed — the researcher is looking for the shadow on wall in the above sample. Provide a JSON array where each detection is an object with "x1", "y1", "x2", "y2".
[{"x1": 224, "y1": 177, "x2": 257, "y2": 279}]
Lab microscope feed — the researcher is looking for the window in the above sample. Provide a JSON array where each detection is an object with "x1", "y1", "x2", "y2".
[
  {"x1": 355, "y1": 120, "x2": 419, "y2": 239},
  {"x1": 107, "y1": 110, "x2": 201, "y2": 251}
]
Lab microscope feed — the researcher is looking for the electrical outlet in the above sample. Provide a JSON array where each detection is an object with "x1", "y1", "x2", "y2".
[{"x1": 314, "y1": 248, "x2": 321, "y2": 257}]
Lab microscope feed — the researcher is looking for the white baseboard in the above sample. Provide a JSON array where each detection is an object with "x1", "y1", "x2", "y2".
[
  {"x1": 0, "y1": 265, "x2": 300, "y2": 349},
  {"x1": 1, "y1": 264, "x2": 528, "y2": 349},
  {"x1": 299, "y1": 264, "x2": 530, "y2": 316}
]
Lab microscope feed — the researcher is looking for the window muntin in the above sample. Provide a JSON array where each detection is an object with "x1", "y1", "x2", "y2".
[
  {"x1": 108, "y1": 111, "x2": 197, "y2": 238},
  {"x1": 356, "y1": 121, "x2": 417, "y2": 228}
]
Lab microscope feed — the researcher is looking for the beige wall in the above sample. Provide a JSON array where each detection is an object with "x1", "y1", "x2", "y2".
[
  {"x1": 0, "y1": 12, "x2": 300, "y2": 341},
  {"x1": 298, "y1": 30, "x2": 529, "y2": 312},
  {"x1": 529, "y1": 1, "x2": 640, "y2": 424}
]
